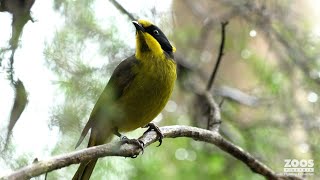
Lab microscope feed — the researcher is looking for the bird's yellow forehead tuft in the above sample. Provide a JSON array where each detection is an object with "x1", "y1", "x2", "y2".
[{"x1": 138, "y1": 19, "x2": 153, "y2": 28}]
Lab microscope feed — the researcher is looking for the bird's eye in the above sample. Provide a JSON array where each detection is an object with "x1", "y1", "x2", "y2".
[{"x1": 153, "y1": 30, "x2": 159, "y2": 35}]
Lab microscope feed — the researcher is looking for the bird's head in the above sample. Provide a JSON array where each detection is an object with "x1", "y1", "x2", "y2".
[{"x1": 133, "y1": 19, "x2": 176, "y2": 60}]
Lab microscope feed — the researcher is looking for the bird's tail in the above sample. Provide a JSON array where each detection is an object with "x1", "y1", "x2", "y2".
[
  {"x1": 72, "y1": 130, "x2": 98, "y2": 180},
  {"x1": 72, "y1": 127, "x2": 113, "y2": 180},
  {"x1": 72, "y1": 159, "x2": 98, "y2": 180}
]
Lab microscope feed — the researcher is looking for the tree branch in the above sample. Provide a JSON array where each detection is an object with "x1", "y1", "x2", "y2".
[
  {"x1": 215, "y1": 86, "x2": 260, "y2": 106},
  {"x1": 1, "y1": 125, "x2": 301, "y2": 180},
  {"x1": 203, "y1": 22, "x2": 228, "y2": 131},
  {"x1": 109, "y1": 0, "x2": 136, "y2": 20},
  {"x1": 206, "y1": 21, "x2": 228, "y2": 91}
]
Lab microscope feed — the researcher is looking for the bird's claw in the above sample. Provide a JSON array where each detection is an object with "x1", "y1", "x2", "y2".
[
  {"x1": 121, "y1": 136, "x2": 144, "y2": 158},
  {"x1": 143, "y1": 123, "x2": 164, "y2": 147}
]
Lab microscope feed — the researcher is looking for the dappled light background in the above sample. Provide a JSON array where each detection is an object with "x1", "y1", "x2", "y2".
[{"x1": 1, "y1": 0, "x2": 320, "y2": 179}]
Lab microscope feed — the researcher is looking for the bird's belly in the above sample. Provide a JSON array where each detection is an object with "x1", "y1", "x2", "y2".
[{"x1": 116, "y1": 70, "x2": 175, "y2": 132}]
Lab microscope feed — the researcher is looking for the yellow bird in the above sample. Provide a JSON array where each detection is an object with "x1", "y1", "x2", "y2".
[{"x1": 72, "y1": 19, "x2": 177, "y2": 180}]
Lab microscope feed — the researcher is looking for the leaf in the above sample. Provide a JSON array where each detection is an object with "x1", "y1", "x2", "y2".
[{"x1": 4, "y1": 79, "x2": 28, "y2": 148}]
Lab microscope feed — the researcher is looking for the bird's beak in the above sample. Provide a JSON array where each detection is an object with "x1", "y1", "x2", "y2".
[{"x1": 132, "y1": 21, "x2": 145, "y2": 32}]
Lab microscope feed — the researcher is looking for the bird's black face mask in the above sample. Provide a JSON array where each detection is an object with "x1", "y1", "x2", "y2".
[{"x1": 144, "y1": 25, "x2": 174, "y2": 54}]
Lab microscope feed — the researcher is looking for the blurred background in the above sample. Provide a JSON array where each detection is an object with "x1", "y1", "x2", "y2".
[{"x1": 0, "y1": 0, "x2": 319, "y2": 179}]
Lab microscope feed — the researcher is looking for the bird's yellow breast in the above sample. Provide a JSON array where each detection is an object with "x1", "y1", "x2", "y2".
[{"x1": 115, "y1": 53, "x2": 176, "y2": 132}]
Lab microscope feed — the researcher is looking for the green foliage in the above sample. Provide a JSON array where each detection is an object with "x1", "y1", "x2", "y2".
[{"x1": 248, "y1": 54, "x2": 287, "y2": 94}]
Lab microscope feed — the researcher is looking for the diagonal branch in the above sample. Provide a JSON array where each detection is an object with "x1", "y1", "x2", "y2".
[
  {"x1": 109, "y1": 0, "x2": 136, "y2": 20},
  {"x1": 1, "y1": 125, "x2": 301, "y2": 180}
]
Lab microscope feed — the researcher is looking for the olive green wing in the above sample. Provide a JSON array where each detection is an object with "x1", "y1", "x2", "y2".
[
  {"x1": 75, "y1": 55, "x2": 139, "y2": 148},
  {"x1": 104, "y1": 55, "x2": 140, "y2": 100}
]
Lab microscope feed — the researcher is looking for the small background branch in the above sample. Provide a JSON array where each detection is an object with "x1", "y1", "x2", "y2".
[
  {"x1": 206, "y1": 21, "x2": 228, "y2": 91},
  {"x1": 109, "y1": 0, "x2": 136, "y2": 20}
]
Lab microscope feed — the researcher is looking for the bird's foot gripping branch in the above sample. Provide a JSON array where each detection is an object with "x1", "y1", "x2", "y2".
[
  {"x1": 142, "y1": 122, "x2": 164, "y2": 146},
  {"x1": 120, "y1": 137, "x2": 144, "y2": 158}
]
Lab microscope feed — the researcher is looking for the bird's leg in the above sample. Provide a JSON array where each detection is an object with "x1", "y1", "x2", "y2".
[
  {"x1": 142, "y1": 123, "x2": 164, "y2": 147},
  {"x1": 113, "y1": 127, "x2": 124, "y2": 139},
  {"x1": 113, "y1": 127, "x2": 144, "y2": 158}
]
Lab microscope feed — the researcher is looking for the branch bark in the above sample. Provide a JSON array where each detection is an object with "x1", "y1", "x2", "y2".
[{"x1": 1, "y1": 125, "x2": 301, "y2": 180}]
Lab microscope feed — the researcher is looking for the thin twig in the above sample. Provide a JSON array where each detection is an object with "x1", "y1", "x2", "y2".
[
  {"x1": 0, "y1": 125, "x2": 302, "y2": 180},
  {"x1": 204, "y1": 22, "x2": 228, "y2": 131},
  {"x1": 109, "y1": 0, "x2": 136, "y2": 20},
  {"x1": 219, "y1": 97, "x2": 225, "y2": 107},
  {"x1": 204, "y1": 91, "x2": 221, "y2": 131},
  {"x1": 206, "y1": 22, "x2": 228, "y2": 91}
]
